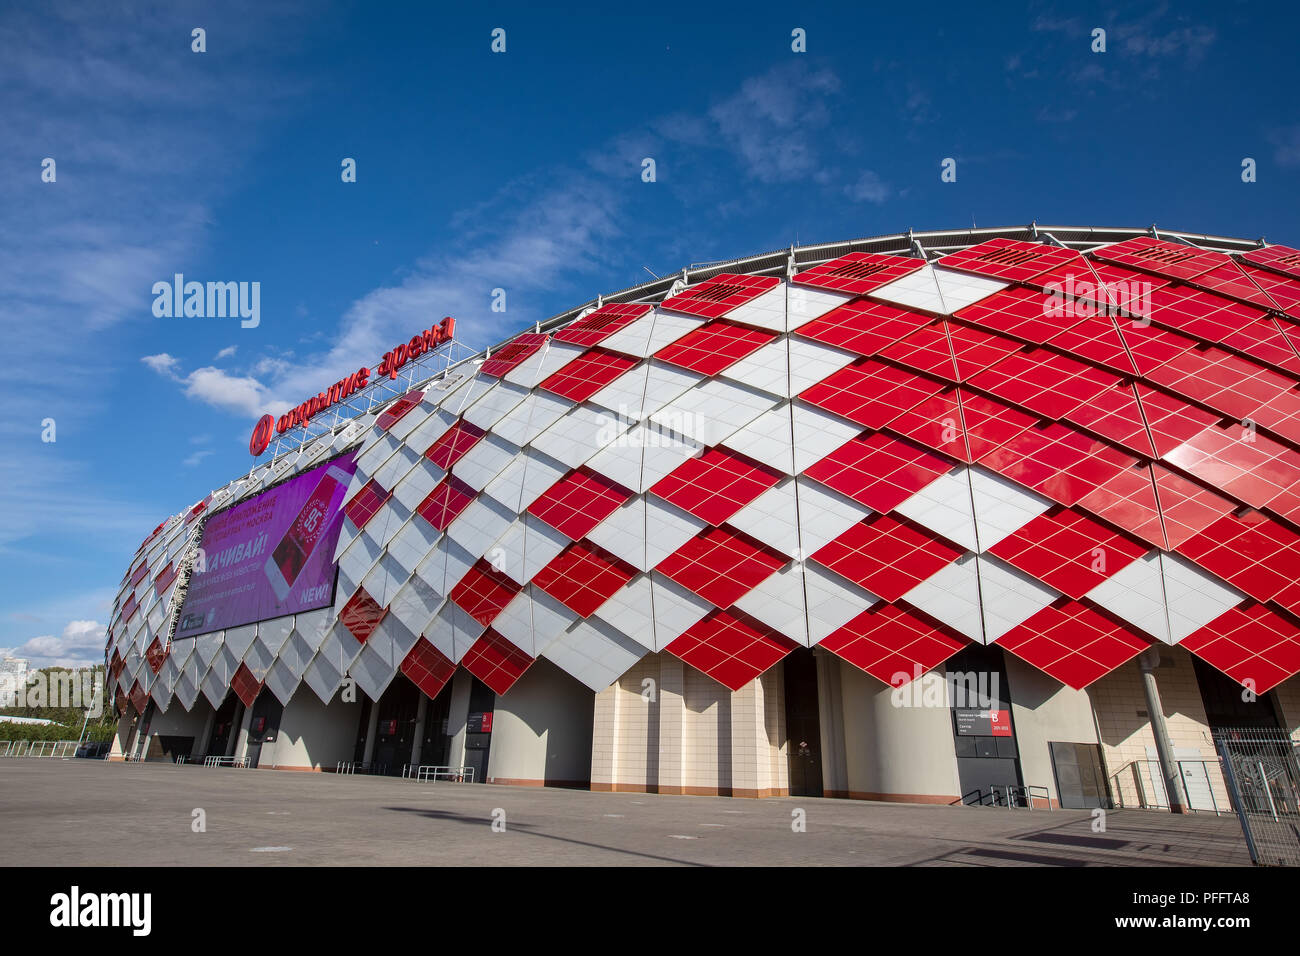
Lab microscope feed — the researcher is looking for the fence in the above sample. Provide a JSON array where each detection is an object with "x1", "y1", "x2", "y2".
[
  {"x1": 0, "y1": 740, "x2": 83, "y2": 758},
  {"x1": 1108, "y1": 758, "x2": 1226, "y2": 814},
  {"x1": 1214, "y1": 727, "x2": 1300, "y2": 867}
]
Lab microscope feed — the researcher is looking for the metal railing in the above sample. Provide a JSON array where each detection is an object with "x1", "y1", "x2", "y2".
[
  {"x1": 203, "y1": 755, "x2": 249, "y2": 768},
  {"x1": 961, "y1": 784, "x2": 1051, "y2": 809},
  {"x1": 402, "y1": 764, "x2": 476, "y2": 783},
  {"x1": 0, "y1": 740, "x2": 82, "y2": 758},
  {"x1": 1214, "y1": 727, "x2": 1300, "y2": 867},
  {"x1": 1107, "y1": 758, "x2": 1224, "y2": 814}
]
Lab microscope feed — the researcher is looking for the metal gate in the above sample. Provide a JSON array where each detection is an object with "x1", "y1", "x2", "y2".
[{"x1": 1214, "y1": 727, "x2": 1300, "y2": 867}]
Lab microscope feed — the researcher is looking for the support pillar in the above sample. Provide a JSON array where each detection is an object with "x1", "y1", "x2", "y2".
[
  {"x1": 1139, "y1": 648, "x2": 1189, "y2": 814},
  {"x1": 409, "y1": 694, "x2": 429, "y2": 768},
  {"x1": 361, "y1": 698, "x2": 381, "y2": 767}
]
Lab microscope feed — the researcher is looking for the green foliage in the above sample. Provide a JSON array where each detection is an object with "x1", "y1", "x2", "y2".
[{"x1": 0, "y1": 665, "x2": 115, "y2": 734}]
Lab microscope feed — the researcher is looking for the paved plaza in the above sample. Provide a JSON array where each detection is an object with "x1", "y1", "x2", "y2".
[{"x1": 0, "y1": 761, "x2": 1251, "y2": 866}]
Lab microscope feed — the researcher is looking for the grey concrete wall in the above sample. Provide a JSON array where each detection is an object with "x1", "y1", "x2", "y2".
[
  {"x1": 838, "y1": 660, "x2": 961, "y2": 803},
  {"x1": 266, "y1": 689, "x2": 362, "y2": 770},
  {"x1": 1004, "y1": 654, "x2": 1099, "y2": 806},
  {"x1": 486, "y1": 658, "x2": 594, "y2": 786}
]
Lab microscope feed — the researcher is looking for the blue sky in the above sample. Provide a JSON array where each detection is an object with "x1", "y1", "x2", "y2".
[{"x1": 2, "y1": 0, "x2": 1298, "y2": 665}]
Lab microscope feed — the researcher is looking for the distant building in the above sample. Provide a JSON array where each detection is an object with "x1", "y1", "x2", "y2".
[{"x1": 0, "y1": 658, "x2": 28, "y2": 707}]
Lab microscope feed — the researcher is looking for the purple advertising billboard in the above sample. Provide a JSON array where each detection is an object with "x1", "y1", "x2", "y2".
[{"x1": 175, "y1": 452, "x2": 358, "y2": 638}]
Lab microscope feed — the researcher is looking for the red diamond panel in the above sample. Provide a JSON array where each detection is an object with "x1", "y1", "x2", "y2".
[
  {"x1": 1064, "y1": 383, "x2": 1156, "y2": 458},
  {"x1": 654, "y1": 526, "x2": 785, "y2": 609},
  {"x1": 649, "y1": 447, "x2": 782, "y2": 526},
  {"x1": 979, "y1": 423, "x2": 1136, "y2": 508},
  {"x1": 821, "y1": 603, "x2": 968, "y2": 685},
  {"x1": 799, "y1": 357, "x2": 942, "y2": 429},
  {"x1": 884, "y1": 388, "x2": 971, "y2": 461},
  {"x1": 528, "y1": 468, "x2": 633, "y2": 539},
  {"x1": 660, "y1": 273, "x2": 780, "y2": 319},
  {"x1": 804, "y1": 432, "x2": 953, "y2": 512},
  {"x1": 231, "y1": 662, "x2": 262, "y2": 707},
  {"x1": 969, "y1": 348, "x2": 1121, "y2": 421},
  {"x1": 376, "y1": 390, "x2": 425, "y2": 431},
  {"x1": 340, "y1": 587, "x2": 386, "y2": 643},
  {"x1": 479, "y1": 333, "x2": 548, "y2": 378},
  {"x1": 450, "y1": 558, "x2": 522, "y2": 627},
  {"x1": 653, "y1": 321, "x2": 776, "y2": 375},
  {"x1": 954, "y1": 286, "x2": 1079, "y2": 344},
  {"x1": 1151, "y1": 466, "x2": 1236, "y2": 550},
  {"x1": 128, "y1": 561, "x2": 149, "y2": 589},
  {"x1": 793, "y1": 251, "x2": 924, "y2": 296},
  {"x1": 400, "y1": 638, "x2": 457, "y2": 701},
  {"x1": 938, "y1": 238, "x2": 1082, "y2": 283},
  {"x1": 1190, "y1": 262, "x2": 1286, "y2": 312},
  {"x1": 1078, "y1": 464, "x2": 1166, "y2": 550},
  {"x1": 533, "y1": 541, "x2": 638, "y2": 617},
  {"x1": 461, "y1": 629, "x2": 536, "y2": 695},
  {"x1": 1181, "y1": 603, "x2": 1300, "y2": 695},
  {"x1": 129, "y1": 682, "x2": 148, "y2": 716},
  {"x1": 1146, "y1": 284, "x2": 1269, "y2": 345},
  {"x1": 988, "y1": 508, "x2": 1147, "y2": 598},
  {"x1": 1136, "y1": 385, "x2": 1219, "y2": 457},
  {"x1": 424, "y1": 420, "x2": 485, "y2": 470},
  {"x1": 1242, "y1": 243, "x2": 1300, "y2": 281},
  {"x1": 1046, "y1": 317, "x2": 1138, "y2": 377},
  {"x1": 1177, "y1": 510, "x2": 1300, "y2": 610},
  {"x1": 1092, "y1": 236, "x2": 1226, "y2": 283},
  {"x1": 879, "y1": 321, "x2": 1024, "y2": 383},
  {"x1": 344, "y1": 478, "x2": 391, "y2": 530},
  {"x1": 811, "y1": 513, "x2": 963, "y2": 601},
  {"x1": 1237, "y1": 264, "x2": 1300, "y2": 317},
  {"x1": 998, "y1": 600, "x2": 1149, "y2": 690},
  {"x1": 1119, "y1": 321, "x2": 1200, "y2": 377},
  {"x1": 153, "y1": 561, "x2": 179, "y2": 597},
  {"x1": 666, "y1": 608, "x2": 798, "y2": 691},
  {"x1": 1030, "y1": 260, "x2": 1170, "y2": 316},
  {"x1": 538, "y1": 348, "x2": 638, "y2": 402},
  {"x1": 1165, "y1": 425, "x2": 1300, "y2": 511},
  {"x1": 145, "y1": 637, "x2": 167, "y2": 674},
  {"x1": 961, "y1": 392, "x2": 1040, "y2": 460},
  {"x1": 416, "y1": 475, "x2": 477, "y2": 531},
  {"x1": 554, "y1": 302, "x2": 652, "y2": 347},
  {"x1": 796, "y1": 298, "x2": 931, "y2": 357}
]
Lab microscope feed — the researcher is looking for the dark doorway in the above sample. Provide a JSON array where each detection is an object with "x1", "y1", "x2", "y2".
[
  {"x1": 244, "y1": 689, "x2": 284, "y2": 768},
  {"x1": 784, "y1": 648, "x2": 823, "y2": 797},
  {"x1": 947, "y1": 644, "x2": 1022, "y2": 805},
  {"x1": 1192, "y1": 655, "x2": 1284, "y2": 731},
  {"x1": 462, "y1": 677, "x2": 496, "y2": 783},
  {"x1": 207, "y1": 692, "x2": 239, "y2": 757},
  {"x1": 418, "y1": 681, "x2": 454, "y2": 768}
]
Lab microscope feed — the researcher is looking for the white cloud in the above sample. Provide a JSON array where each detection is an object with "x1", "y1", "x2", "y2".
[
  {"x1": 182, "y1": 449, "x2": 214, "y2": 467},
  {"x1": 214, "y1": 345, "x2": 238, "y2": 360},
  {"x1": 846, "y1": 170, "x2": 890, "y2": 204},
  {"x1": 11, "y1": 619, "x2": 106, "y2": 668},
  {"x1": 140, "y1": 353, "x2": 181, "y2": 379}
]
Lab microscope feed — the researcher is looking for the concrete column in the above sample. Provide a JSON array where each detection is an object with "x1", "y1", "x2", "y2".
[
  {"x1": 225, "y1": 701, "x2": 245, "y2": 757},
  {"x1": 361, "y1": 699, "x2": 381, "y2": 767},
  {"x1": 409, "y1": 694, "x2": 429, "y2": 769},
  {"x1": 444, "y1": 670, "x2": 473, "y2": 770},
  {"x1": 656, "y1": 655, "x2": 686, "y2": 794},
  {"x1": 729, "y1": 670, "x2": 782, "y2": 797},
  {"x1": 1139, "y1": 648, "x2": 1189, "y2": 814},
  {"x1": 590, "y1": 682, "x2": 619, "y2": 789},
  {"x1": 815, "y1": 650, "x2": 849, "y2": 798},
  {"x1": 197, "y1": 707, "x2": 216, "y2": 757},
  {"x1": 232, "y1": 701, "x2": 253, "y2": 761}
]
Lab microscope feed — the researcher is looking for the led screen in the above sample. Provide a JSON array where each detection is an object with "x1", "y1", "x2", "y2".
[{"x1": 175, "y1": 452, "x2": 357, "y2": 638}]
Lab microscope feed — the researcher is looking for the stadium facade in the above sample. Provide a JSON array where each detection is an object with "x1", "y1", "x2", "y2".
[{"x1": 105, "y1": 225, "x2": 1300, "y2": 810}]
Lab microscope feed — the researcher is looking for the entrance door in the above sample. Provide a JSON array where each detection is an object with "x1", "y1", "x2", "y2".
[
  {"x1": 783, "y1": 648, "x2": 823, "y2": 797},
  {"x1": 947, "y1": 644, "x2": 1022, "y2": 805}
]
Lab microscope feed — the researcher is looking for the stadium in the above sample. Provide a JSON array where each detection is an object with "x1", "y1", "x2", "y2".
[{"x1": 104, "y1": 225, "x2": 1300, "y2": 811}]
